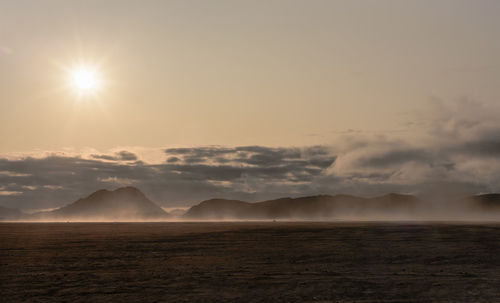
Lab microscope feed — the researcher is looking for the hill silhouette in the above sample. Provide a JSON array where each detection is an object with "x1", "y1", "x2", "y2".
[
  {"x1": 184, "y1": 193, "x2": 419, "y2": 220},
  {"x1": 468, "y1": 194, "x2": 500, "y2": 209},
  {"x1": 2, "y1": 188, "x2": 500, "y2": 221},
  {"x1": 33, "y1": 186, "x2": 170, "y2": 221}
]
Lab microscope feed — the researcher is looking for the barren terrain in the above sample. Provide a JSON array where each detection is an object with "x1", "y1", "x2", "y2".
[{"x1": 1, "y1": 222, "x2": 499, "y2": 302}]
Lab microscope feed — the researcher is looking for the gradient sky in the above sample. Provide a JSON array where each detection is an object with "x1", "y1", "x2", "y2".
[{"x1": 1, "y1": 1, "x2": 500, "y2": 209}]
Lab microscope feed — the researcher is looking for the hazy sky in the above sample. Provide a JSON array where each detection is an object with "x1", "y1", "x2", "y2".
[
  {"x1": 1, "y1": 1, "x2": 500, "y2": 209},
  {"x1": 2, "y1": 0, "x2": 500, "y2": 150}
]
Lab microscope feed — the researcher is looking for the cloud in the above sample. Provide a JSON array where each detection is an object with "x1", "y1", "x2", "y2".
[
  {"x1": 117, "y1": 151, "x2": 138, "y2": 161},
  {"x1": 355, "y1": 148, "x2": 430, "y2": 168},
  {"x1": 0, "y1": 191, "x2": 22, "y2": 196},
  {"x1": 0, "y1": 99, "x2": 499, "y2": 210},
  {"x1": 91, "y1": 151, "x2": 138, "y2": 162},
  {"x1": 0, "y1": 171, "x2": 32, "y2": 177},
  {"x1": 0, "y1": 146, "x2": 336, "y2": 210},
  {"x1": 98, "y1": 176, "x2": 135, "y2": 186},
  {"x1": 165, "y1": 145, "x2": 333, "y2": 169},
  {"x1": 325, "y1": 99, "x2": 500, "y2": 196},
  {"x1": 458, "y1": 139, "x2": 500, "y2": 157}
]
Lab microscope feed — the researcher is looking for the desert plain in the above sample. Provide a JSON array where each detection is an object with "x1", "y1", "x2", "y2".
[{"x1": 1, "y1": 222, "x2": 499, "y2": 302}]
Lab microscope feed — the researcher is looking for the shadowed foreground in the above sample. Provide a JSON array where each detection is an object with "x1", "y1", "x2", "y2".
[{"x1": 1, "y1": 223, "x2": 499, "y2": 302}]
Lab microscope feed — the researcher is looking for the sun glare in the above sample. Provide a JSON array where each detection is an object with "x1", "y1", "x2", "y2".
[{"x1": 68, "y1": 65, "x2": 103, "y2": 97}]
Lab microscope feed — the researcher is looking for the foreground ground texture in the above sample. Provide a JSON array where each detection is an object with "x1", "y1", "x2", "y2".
[{"x1": 0, "y1": 222, "x2": 499, "y2": 302}]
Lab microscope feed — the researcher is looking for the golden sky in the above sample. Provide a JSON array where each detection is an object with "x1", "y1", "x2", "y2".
[{"x1": 1, "y1": 0, "x2": 499, "y2": 152}]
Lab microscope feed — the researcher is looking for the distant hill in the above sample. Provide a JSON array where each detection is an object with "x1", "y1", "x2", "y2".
[
  {"x1": 184, "y1": 193, "x2": 419, "y2": 220},
  {"x1": 0, "y1": 206, "x2": 25, "y2": 221},
  {"x1": 32, "y1": 187, "x2": 170, "y2": 221},
  {"x1": 468, "y1": 194, "x2": 500, "y2": 209},
  {"x1": 2, "y1": 188, "x2": 500, "y2": 221}
]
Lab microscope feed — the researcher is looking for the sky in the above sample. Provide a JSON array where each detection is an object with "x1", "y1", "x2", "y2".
[{"x1": 1, "y1": 1, "x2": 500, "y2": 210}]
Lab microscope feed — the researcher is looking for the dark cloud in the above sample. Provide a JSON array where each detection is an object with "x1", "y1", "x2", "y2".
[
  {"x1": 167, "y1": 156, "x2": 180, "y2": 163},
  {"x1": 165, "y1": 147, "x2": 235, "y2": 157},
  {"x1": 91, "y1": 154, "x2": 116, "y2": 161},
  {"x1": 117, "y1": 151, "x2": 138, "y2": 161},
  {"x1": 0, "y1": 146, "x2": 336, "y2": 210},
  {"x1": 357, "y1": 149, "x2": 430, "y2": 168},
  {"x1": 459, "y1": 139, "x2": 500, "y2": 157},
  {"x1": 165, "y1": 146, "x2": 331, "y2": 169},
  {"x1": 91, "y1": 151, "x2": 138, "y2": 162}
]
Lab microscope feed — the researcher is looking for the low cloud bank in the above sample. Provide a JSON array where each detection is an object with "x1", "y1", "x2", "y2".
[{"x1": 0, "y1": 100, "x2": 499, "y2": 211}]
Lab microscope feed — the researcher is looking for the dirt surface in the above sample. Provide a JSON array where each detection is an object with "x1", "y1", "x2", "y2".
[{"x1": 1, "y1": 222, "x2": 499, "y2": 302}]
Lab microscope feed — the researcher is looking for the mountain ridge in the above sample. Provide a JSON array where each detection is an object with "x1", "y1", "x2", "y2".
[
  {"x1": 1, "y1": 187, "x2": 500, "y2": 221},
  {"x1": 183, "y1": 193, "x2": 419, "y2": 219},
  {"x1": 32, "y1": 186, "x2": 170, "y2": 221}
]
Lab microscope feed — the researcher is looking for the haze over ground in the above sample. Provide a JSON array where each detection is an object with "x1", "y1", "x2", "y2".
[
  {"x1": 1, "y1": 1, "x2": 500, "y2": 212},
  {"x1": 1, "y1": 186, "x2": 499, "y2": 222}
]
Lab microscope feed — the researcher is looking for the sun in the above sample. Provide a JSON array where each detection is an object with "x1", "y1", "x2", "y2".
[{"x1": 68, "y1": 64, "x2": 103, "y2": 97}]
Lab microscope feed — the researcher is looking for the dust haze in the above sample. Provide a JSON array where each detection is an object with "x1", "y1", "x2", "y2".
[{"x1": 2, "y1": 186, "x2": 499, "y2": 223}]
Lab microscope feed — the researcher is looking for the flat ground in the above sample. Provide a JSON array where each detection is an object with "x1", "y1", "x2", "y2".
[{"x1": 0, "y1": 222, "x2": 499, "y2": 302}]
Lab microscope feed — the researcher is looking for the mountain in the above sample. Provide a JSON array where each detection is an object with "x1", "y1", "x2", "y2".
[
  {"x1": 33, "y1": 187, "x2": 170, "y2": 221},
  {"x1": 468, "y1": 194, "x2": 500, "y2": 209},
  {"x1": 184, "y1": 193, "x2": 419, "y2": 220},
  {"x1": 3, "y1": 188, "x2": 500, "y2": 221},
  {"x1": 0, "y1": 206, "x2": 25, "y2": 221},
  {"x1": 184, "y1": 198, "x2": 254, "y2": 219}
]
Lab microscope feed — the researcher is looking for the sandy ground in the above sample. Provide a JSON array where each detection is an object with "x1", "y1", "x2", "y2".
[{"x1": 0, "y1": 222, "x2": 499, "y2": 302}]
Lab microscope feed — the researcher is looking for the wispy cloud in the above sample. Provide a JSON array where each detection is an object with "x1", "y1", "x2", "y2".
[
  {"x1": 0, "y1": 171, "x2": 32, "y2": 177},
  {"x1": 0, "y1": 191, "x2": 22, "y2": 196}
]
